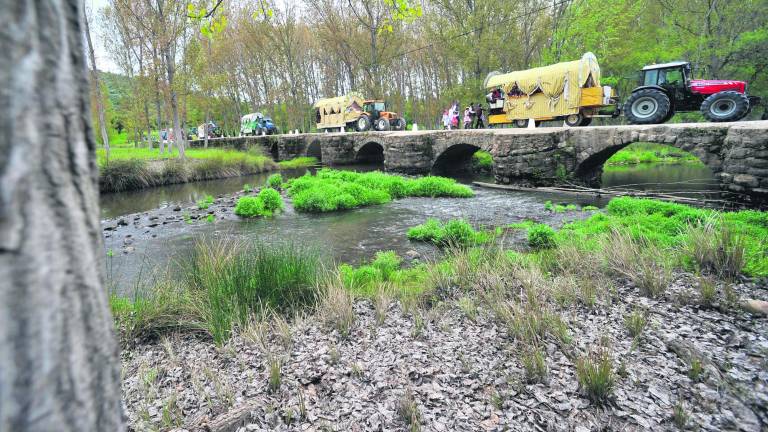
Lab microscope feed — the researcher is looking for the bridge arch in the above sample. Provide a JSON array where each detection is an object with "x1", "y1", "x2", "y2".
[
  {"x1": 573, "y1": 137, "x2": 721, "y2": 187},
  {"x1": 355, "y1": 141, "x2": 385, "y2": 164},
  {"x1": 307, "y1": 140, "x2": 322, "y2": 162},
  {"x1": 431, "y1": 143, "x2": 482, "y2": 175}
]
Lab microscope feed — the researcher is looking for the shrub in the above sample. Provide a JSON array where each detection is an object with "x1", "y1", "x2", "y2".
[
  {"x1": 258, "y1": 188, "x2": 284, "y2": 215},
  {"x1": 266, "y1": 173, "x2": 283, "y2": 189},
  {"x1": 234, "y1": 189, "x2": 283, "y2": 217},
  {"x1": 528, "y1": 224, "x2": 556, "y2": 249},
  {"x1": 234, "y1": 196, "x2": 266, "y2": 217}
]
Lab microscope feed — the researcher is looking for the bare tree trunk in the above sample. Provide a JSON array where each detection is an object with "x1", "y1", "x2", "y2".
[
  {"x1": 164, "y1": 47, "x2": 186, "y2": 159},
  {"x1": 83, "y1": 7, "x2": 111, "y2": 161},
  {"x1": 0, "y1": 1, "x2": 124, "y2": 431}
]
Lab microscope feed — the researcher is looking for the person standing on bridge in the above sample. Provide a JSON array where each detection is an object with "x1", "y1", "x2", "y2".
[
  {"x1": 463, "y1": 106, "x2": 472, "y2": 129},
  {"x1": 474, "y1": 103, "x2": 485, "y2": 129},
  {"x1": 442, "y1": 109, "x2": 450, "y2": 130}
]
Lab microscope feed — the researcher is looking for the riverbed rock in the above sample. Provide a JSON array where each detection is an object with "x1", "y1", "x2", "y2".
[{"x1": 742, "y1": 299, "x2": 768, "y2": 316}]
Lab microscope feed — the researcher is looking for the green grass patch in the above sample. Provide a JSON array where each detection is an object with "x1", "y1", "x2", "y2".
[
  {"x1": 407, "y1": 219, "x2": 496, "y2": 247},
  {"x1": 98, "y1": 148, "x2": 277, "y2": 193},
  {"x1": 605, "y1": 143, "x2": 703, "y2": 167},
  {"x1": 472, "y1": 150, "x2": 493, "y2": 171},
  {"x1": 234, "y1": 188, "x2": 284, "y2": 218},
  {"x1": 544, "y1": 200, "x2": 579, "y2": 213},
  {"x1": 111, "y1": 239, "x2": 323, "y2": 345},
  {"x1": 197, "y1": 195, "x2": 214, "y2": 209},
  {"x1": 527, "y1": 224, "x2": 556, "y2": 250},
  {"x1": 266, "y1": 173, "x2": 284, "y2": 189},
  {"x1": 339, "y1": 251, "x2": 429, "y2": 298},
  {"x1": 278, "y1": 157, "x2": 318, "y2": 169},
  {"x1": 556, "y1": 197, "x2": 767, "y2": 277},
  {"x1": 286, "y1": 169, "x2": 473, "y2": 213}
]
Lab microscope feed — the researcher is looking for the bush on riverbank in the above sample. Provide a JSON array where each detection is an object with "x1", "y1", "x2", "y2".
[
  {"x1": 98, "y1": 148, "x2": 277, "y2": 193},
  {"x1": 407, "y1": 219, "x2": 496, "y2": 247},
  {"x1": 111, "y1": 239, "x2": 323, "y2": 345},
  {"x1": 287, "y1": 169, "x2": 473, "y2": 213}
]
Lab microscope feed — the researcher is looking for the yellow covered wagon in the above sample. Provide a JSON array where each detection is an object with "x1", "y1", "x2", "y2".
[{"x1": 484, "y1": 53, "x2": 619, "y2": 127}]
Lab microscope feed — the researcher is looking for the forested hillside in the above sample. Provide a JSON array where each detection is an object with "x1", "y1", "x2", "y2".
[{"x1": 94, "y1": 0, "x2": 768, "y2": 142}]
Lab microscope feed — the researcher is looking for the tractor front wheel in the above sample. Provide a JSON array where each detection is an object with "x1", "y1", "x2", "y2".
[
  {"x1": 393, "y1": 118, "x2": 406, "y2": 131},
  {"x1": 624, "y1": 89, "x2": 671, "y2": 124},
  {"x1": 356, "y1": 116, "x2": 372, "y2": 132},
  {"x1": 701, "y1": 91, "x2": 750, "y2": 122}
]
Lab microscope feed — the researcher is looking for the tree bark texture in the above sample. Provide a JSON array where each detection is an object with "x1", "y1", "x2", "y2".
[{"x1": 0, "y1": 1, "x2": 124, "y2": 431}]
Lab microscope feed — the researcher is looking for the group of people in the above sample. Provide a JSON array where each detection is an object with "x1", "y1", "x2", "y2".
[{"x1": 441, "y1": 101, "x2": 486, "y2": 130}]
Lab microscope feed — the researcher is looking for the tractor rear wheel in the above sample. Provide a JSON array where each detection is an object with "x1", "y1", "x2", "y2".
[
  {"x1": 375, "y1": 118, "x2": 390, "y2": 131},
  {"x1": 701, "y1": 91, "x2": 750, "y2": 122},
  {"x1": 356, "y1": 116, "x2": 371, "y2": 132},
  {"x1": 624, "y1": 89, "x2": 671, "y2": 124}
]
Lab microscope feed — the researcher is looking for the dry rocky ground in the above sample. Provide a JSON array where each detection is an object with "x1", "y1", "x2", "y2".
[{"x1": 121, "y1": 273, "x2": 768, "y2": 432}]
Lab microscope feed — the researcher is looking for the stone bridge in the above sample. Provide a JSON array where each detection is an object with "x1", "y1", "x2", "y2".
[{"x1": 189, "y1": 121, "x2": 768, "y2": 204}]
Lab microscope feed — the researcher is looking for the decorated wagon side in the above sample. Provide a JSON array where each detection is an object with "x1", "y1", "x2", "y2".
[
  {"x1": 484, "y1": 52, "x2": 620, "y2": 127},
  {"x1": 313, "y1": 92, "x2": 406, "y2": 132}
]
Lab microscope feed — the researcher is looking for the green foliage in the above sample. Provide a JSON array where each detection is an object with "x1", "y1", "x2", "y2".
[
  {"x1": 287, "y1": 169, "x2": 472, "y2": 213},
  {"x1": 527, "y1": 224, "x2": 556, "y2": 250},
  {"x1": 556, "y1": 197, "x2": 768, "y2": 278},
  {"x1": 278, "y1": 157, "x2": 317, "y2": 169},
  {"x1": 339, "y1": 252, "x2": 428, "y2": 298},
  {"x1": 197, "y1": 195, "x2": 214, "y2": 209},
  {"x1": 407, "y1": 219, "x2": 494, "y2": 247},
  {"x1": 266, "y1": 173, "x2": 283, "y2": 189},
  {"x1": 471, "y1": 150, "x2": 493, "y2": 171},
  {"x1": 234, "y1": 197, "x2": 266, "y2": 217},
  {"x1": 243, "y1": 184, "x2": 253, "y2": 193},
  {"x1": 258, "y1": 188, "x2": 284, "y2": 214},
  {"x1": 606, "y1": 143, "x2": 703, "y2": 167},
  {"x1": 206, "y1": 214, "x2": 215, "y2": 223},
  {"x1": 234, "y1": 189, "x2": 283, "y2": 218}
]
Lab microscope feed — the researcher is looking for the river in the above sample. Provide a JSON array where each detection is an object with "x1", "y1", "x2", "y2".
[{"x1": 101, "y1": 162, "x2": 717, "y2": 294}]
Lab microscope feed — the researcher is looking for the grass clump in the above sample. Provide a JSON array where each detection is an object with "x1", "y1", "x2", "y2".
[
  {"x1": 576, "y1": 349, "x2": 615, "y2": 404},
  {"x1": 472, "y1": 150, "x2": 493, "y2": 171},
  {"x1": 407, "y1": 219, "x2": 495, "y2": 247},
  {"x1": 397, "y1": 389, "x2": 421, "y2": 432},
  {"x1": 521, "y1": 347, "x2": 548, "y2": 383},
  {"x1": 111, "y1": 239, "x2": 323, "y2": 346},
  {"x1": 320, "y1": 281, "x2": 356, "y2": 338},
  {"x1": 278, "y1": 156, "x2": 317, "y2": 169},
  {"x1": 266, "y1": 173, "x2": 283, "y2": 189},
  {"x1": 527, "y1": 224, "x2": 556, "y2": 250},
  {"x1": 234, "y1": 188, "x2": 284, "y2": 218},
  {"x1": 286, "y1": 169, "x2": 472, "y2": 213},
  {"x1": 624, "y1": 308, "x2": 648, "y2": 338},
  {"x1": 673, "y1": 400, "x2": 688, "y2": 429},
  {"x1": 197, "y1": 195, "x2": 214, "y2": 209}
]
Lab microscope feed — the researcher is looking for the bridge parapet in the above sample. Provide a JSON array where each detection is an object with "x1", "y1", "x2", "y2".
[{"x1": 188, "y1": 121, "x2": 768, "y2": 205}]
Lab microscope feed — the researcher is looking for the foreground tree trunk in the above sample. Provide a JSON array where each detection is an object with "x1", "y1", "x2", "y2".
[
  {"x1": 0, "y1": 1, "x2": 124, "y2": 431},
  {"x1": 83, "y1": 6, "x2": 111, "y2": 161}
]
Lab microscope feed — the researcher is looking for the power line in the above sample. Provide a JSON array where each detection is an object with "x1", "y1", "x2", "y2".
[{"x1": 377, "y1": 0, "x2": 573, "y2": 65}]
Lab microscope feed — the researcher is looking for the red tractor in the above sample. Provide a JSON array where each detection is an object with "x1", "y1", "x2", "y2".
[{"x1": 624, "y1": 61, "x2": 762, "y2": 124}]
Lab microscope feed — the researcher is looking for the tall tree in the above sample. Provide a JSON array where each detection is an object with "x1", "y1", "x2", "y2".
[
  {"x1": 84, "y1": 6, "x2": 112, "y2": 160},
  {"x1": 0, "y1": 0, "x2": 124, "y2": 430}
]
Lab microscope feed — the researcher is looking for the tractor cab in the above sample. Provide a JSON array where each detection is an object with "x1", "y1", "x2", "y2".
[
  {"x1": 639, "y1": 62, "x2": 700, "y2": 111},
  {"x1": 363, "y1": 100, "x2": 387, "y2": 120}
]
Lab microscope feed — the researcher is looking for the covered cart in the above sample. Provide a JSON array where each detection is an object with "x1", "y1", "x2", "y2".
[{"x1": 484, "y1": 53, "x2": 619, "y2": 127}]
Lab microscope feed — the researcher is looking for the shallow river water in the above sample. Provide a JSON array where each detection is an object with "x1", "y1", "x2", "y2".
[{"x1": 101, "y1": 163, "x2": 717, "y2": 294}]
